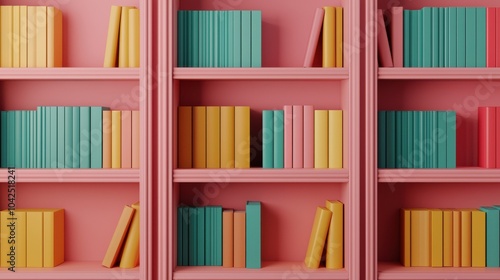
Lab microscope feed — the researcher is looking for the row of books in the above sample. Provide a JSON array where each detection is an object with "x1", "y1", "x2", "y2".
[
  {"x1": 378, "y1": 111, "x2": 456, "y2": 168},
  {"x1": 478, "y1": 107, "x2": 500, "y2": 168},
  {"x1": 177, "y1": 10, "x2": 261, "y2": 67},
  {"x1": 102, "y1": 202, "x2": 140, "y2": 268},
  {"x1": 0, "y1": 5, "x2": 62, "y2": 68},
  {"x1": 304, "y1": 7, "x2": 343, "y2": 68},
  {"x1": 177, "y1": 202, "x2": 261, "y2": 268},
  {"x1": 178, "y1": 106, "x2": 250, "y2": 169},
  {"x1": 0, "y1": 209, "x2": 64, "y2": 268},
  {"x1": 263, "y1": 107, "x2": 343, "y2": 169},
  {"x1": 0, "y1": 107, "x2": 140, "y2": 169},
  {"x1": 304, "y1": 200, "x2": 343, "y2": 269},
  {"x1": 104, "y1": 6, "x2": 140, "y2": 68}
]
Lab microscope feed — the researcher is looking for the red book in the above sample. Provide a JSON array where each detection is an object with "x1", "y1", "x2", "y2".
[
  {"x1": 390, "y1": 7, "x2": 403, "y2": 67},
  {"x1": 478, "y1": 107, "x2": 496, "y2": 168},
  {"x1": 377, "y1": 9, "x2": 394, "y2": 67},
  {"x1": 303, "y1": 105, "x2": 314, "y2": 168},
  {"x1": 496, "y1": 8, "x2": 500, "y2": 67},
  {"x1": 487, "y1": 8, "x2": 496, "y2": 67},
  {"x1": 303, "y1": 8, "x2": 324, "y2": 67}
]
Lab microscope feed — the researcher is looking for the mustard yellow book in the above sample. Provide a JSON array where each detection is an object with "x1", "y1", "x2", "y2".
[
  {"x1": 1, "y1": 6, "x2": 13, "y2": 67},
  {"x1": 13, "y1": 6, "x2": 20, "y2": 68},
  {"x1": 47, "y1": 7, "x2": 63, "y2": 67},
  {"x1": 206, "y1": 106, "x2": 221, "y2": 168},
  {"x1": 112, "y1": 111, "x2": 122, "y2": 168},
  {"x1": 235, "y1": 106, "x2": 250, "y2": 168},
  {"x1": 102, "y1": 205, "x2": 135, "y2": 268},
  {"x1": 461, "y1": 209, "x2": 472, "y2": 267},
  {"x1": 328, "y1": 110, "x2": 342, "y2": 168},
  {"x1": 443, "y1": 210, "x2": 453, "y2": 267},
  {"x1": 104, "y1": 6, "x2": 122, "y2": 67},
  {"x1": 0, "y1": 210, "x2": 11, "y2": 267},
  {"x1": 304, "y1": 207, "x2": 332, "y2": 269},
  {"x1": 129, "y1": 8, "x2": 140, "y2": 67},
  {"x1": 35, "y1": 6, "x2": 47, "y2": 67},
  {"x1": 322, "y1": 7, "x2": 336, "y2": 67},
  {"x1": 452, "y1": 210, "x2": 461, "y2": 267},
  {"x1": 335, "y1": 7, "x2": 343, "y2": 67},
  {"x1": 221, "y1": 106, "x2": 235, "y2": 168},
  {"x1": 20, "y1": 6, "x2": 28, "y2": 67},
  {"x1": 43, "y1": 209, "x2": 65, "y2": 267},
  {"x1": 120, "y1": 202, "x2": 140, "y2": 268},
  {"x1": 27, "y1": 6, "x2": 37, "y2": 67},
  {"x1": 400, "y1": 209, "x2": 411, "y2": 267},
  {"x1": 471, "y1": 209, "x2": 485, "y2": 267},
  {"x1": 27, "y1": 211, "x2": 43, "y2": 268},
  {"x1": 178, "y1": 106, "x2": 192, "y2": 168},
  {"x1": 430, "y1": 209, "x2": 443, "y2": 267},
  {"x1": 325, "y1": 200, "x2": 343, "y2": 269},
  {"x1": 410, "y1": 209, "x2": 430, "y2": 267},
  {"x1": 314, "y1": 110, "x2": 328, "y2": 168},
  {"x1": 16, "y1": 210, "x2": 27, "y2": 268},
  {"x1": 103, "y1": 110, "x2": 112, "y2": 168},
  {"x1": 193, "y1": 106, "x2": 206, "y2": 168},
  {"x1": 119, "y1": 6, "x2": 131, "y2": 67}
]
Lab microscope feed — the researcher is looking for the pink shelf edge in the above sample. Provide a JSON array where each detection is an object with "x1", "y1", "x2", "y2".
[
  {"x1": 173, "y1": 67, "x2": 349, "y2": 80},
  {"x1": 378, "y1": 167, "x2": 500, "y2": 182},
  {"x1": 0, "y1": 168, "x2": 140, "y2": 183},
  {"x1": 0, "y1": 68, "x2": 140, "y2": 80},
  {"x1": 378, "y1": 67, "x2": 500, "y2": 80},
  {"x1": 378, "y1": 262, "x2": 500, "y2": 280}
]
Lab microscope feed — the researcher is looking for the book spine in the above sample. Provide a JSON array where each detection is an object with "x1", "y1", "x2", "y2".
[
  {"x1": 192, "y1": 11, "x2": 199, "y2": 67},
  {"x1": 335, "y1": 7, "x2": 343, "y2": 67},
  {"x1": 251, "y1": 11, "x2": 262, "y2": 67},
  {"x1": 26, "y1": 211, "x2": 43, "y2": 267},
  {"x1": 35, "y1": 6, "x2": 47, "y2": 67},
  {"x1": 453, "y1": 210, "x2": 461, "y2": 267},
  {"x1": 386, "y1": 111, "x2": 395, "y2": 168},
  {"x1": 119, "y1": 7, "x2": 130, "y2": 67},
  {"x1": 111, "y1": 110, "x2": 121, "y2": 168},
  {"x1": 395, "y1": 111, "x2": 402, "y2": 168},
  {"x1": 439, "y1": 8, "x2": 444, "y2": 67},
  {"x1": 477, "y1": 8, "x2": 487, "y2": 67},
  {"x1": 400, "y1": 209, "x2": 410, "y2": 266},
  {"x1": 446, "y1": 111, "x2": 456, "y2": 168},
  {"x1": 234, "y1": 106, "x2": 250, "y2": 168},
  {"x1": 303, "y1": 105, "x2": 314, "y2": 168},
  {"x1": 121, "y1": 111, "x2": 132, "y2": 168},
  {"x1": 50, "y1": 107, "x2": 58, "y2": 168},
  {"x1": 1, "y1": 6, "x2": 13, "y2": 67},
  {"x1": 20, "y1": 6, "x2": 28, "y2": 68},
  {"x1": 43, "y1": 209, "x2": 65, "y2": 267},
  {"x1": 497, "y1": 107, "x2": 500, "y2": 168},
  {"x1": 90, "y1": 107, "x2": 104, "y2": 168},
  {"x1": 103, "y1": 110, "x2": 112, "y2": 168},
  {"x1": 12, "y1": 6, "x2": 20, "y2": 68},
  {"x1": 304, "y1": 8, "x2": 324, "y2": 67},
  {"x1": 228, "y1": 11, "x2": 234, "y2": 67},
  {"x1": 424, "y1": 7, "x2": 433, "y2": 67},
  {"x1": 325, "y1": 200, "x2": 343, "y2": 269},
  {"x1": 182, "y1": 207, "x2": 189, "y2": 265},
  {"x1": 129, "y1": 8, "x2": 140, "y2": 67},
  {"x1": 222, "y1": 210, "x2": 234, "y2": 267},
  {"x1": 407, "y1": 111, "x2": 414, "y2": 168},
  {"x1": 497, "y1": 8, "x2": 500, "y2": 67},
  {"x1": 215, "y1": 206, "x2": 222, "y2": 266},
  {"x1": 72, "y1": 107, "x2": 80, "y2": 168},
  {"x1": 323, "y1": 7, "x2": 336, "y2": 67},
  {"x1": 104, "y1": 6, "x2": 122, "y2": 67},
  {"x1": 193, "y1": 106, "x2": 206, "y2": 168},
  {"x1": 410, "y1": 10, "x2": 418, "y2": 67},
  {"x1": 377, "y1": 9, "x2": 393, "y2": 67},
  {"x1": 262, "y1": 110, "x2": 274, "y2": 168},
  {"x1": 0, "y1": 112, "x2": 6, "y2": 167},
  {"x1": 444, "y1": 8, "x2": 449, "y2": 67},
  {"x1": 461, "y1": 210, "x2": 472, "y2": 267},
  {"x1": 487, "y1": 8, "x2": 496, "y2": 67},
  {"x1": 47, "y1": 7, "x2": 63, "y2": 67},
  {"x1": 417, "y1": 10, "x2": 423, "y2": 67},
  {"x1": 177, "y1": 207, "x2": 184, "y2": 265},
  {"x1": 80, "y1": 107, "x2": 91, "y2": 168},
  {"x1": 284, "y1": 105, "x2": 293, "y2": 168},
  {"x1": 241, "y1": 11, "x2": 251, "y2": 67},
  {"x1": 233, "y1": 11, "x2": 241, "y2": 67},
  {"x1": 177, "y1": 10, "x2": 184, "y2": 67},
  {"x1": 471, "y1": 210, "x2": 486, "y2": 267},
  {"x1": 328, "y1": 110, "x2": 342, "y2": 168},
  {"x1": 431, "y1": 210, "x2": 443, "y2": 267},
  {"x1": 304, "y1": 206, "x2": 332, "y2": 269},
  {"x1": 292, "y1": 105, "x2": 304, "y2": 168},
  {"x1": 246, "y1": 202, "x2": 261, "y2": 268},
  {"x1": 443, "y1": 210, "x2": 453, "y2": 267},
  {"x1": 478, "y1": 107, "x2": 496, "y2": 168},
  {"x1": 378, "y1": 111, "x2": 386, "y2": 168},
  {"x1": 437, "y1": 112, "x2": 447, "y2": 168},
  {"x1": 197, "y1": 207, "x2": 206, "y2": 266},
  {"x1": 274, "y1": 110, "x2": 284, "y2": 168},
  {"x1": 431, "y1": 111, "x2": 438, "y2": 168},
  {"x1": 178, "y1": 106, "x2": 192, "y2": 168},
  {"x1": 481, "y1": 207, "x2": 500, "y2": 267},
  {"x1": 131, "y1": 111, "x2": 140, "y2": 168},
  {"x1": 233, "y1": 211, "x2": 246, "y2": 268},
  {"x1": 400, "y1": 111, "x2": 408, "y2": 168},
  {"x1": 449, "y1": 8, "x2": 458, "y2": 67},
  {"x1": 57, "y1": 107, "x2": 65, "y2": 168},
  {"x1": 456, "y1": 8, "x2": 466, "y2": 67},
  {"x1": 411, "y1": 209, "x2": 430, "y2": 267},
  {"x1": 220, "y1": 106, "x2": 235, "y2": 168},
  {"x1": 403, "y1": 10, "x2": 410, "y2": 67},
  {"x1": 314, "y1": 110, "x2": 328, "y2": 168},
  {"x1": 188, "y1": 207, "x2": 197, "y2": 266},
  {"x1": 206, "y1": 106, "x2": 221, "y2": 168},
  {"x1": 21, "y1": 111, "x2": 26, "y2": 168},
  {"x1": 466, "y1": 8, "x2": 477, "y2": 67},
  {"x1": 391, "y1": 7, "x2": 403, "y2": 67}
]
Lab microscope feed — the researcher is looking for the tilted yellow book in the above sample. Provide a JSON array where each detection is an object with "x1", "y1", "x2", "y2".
[
  {"x1": 120, "y1": 202, "x2": 140, "y2": 268},
  {"x1": 103, "y1": 6, "x2": 122, "y2": 67},
  {"x1": 325, "y1": 200, "x2": 343, "y2": 269},
  {"x1": 47, "y1": 7, "x2": 63, "y2": 67},
  {"x1": 43, "y1": 209, "x2": 65, "y2": 267},
  {"x1": 35, "y1": 6, "x2": 47, "y2": 67},
  {"x1": 221, "y1": 106, "x2": 235, "y2": 168},
  {"x1": 314, "y1": 110, "x2": 328, "y2": 168},
  {"x1": 111, "y1": 111, "x2": 122, "y2": 168},
  {"x1": 328, "y1": 110, "x2": 342, "y2": 168},
  {"x1": 118, "y1": 6, "x2": 131, "y2": 67},
  {"x1": 304, "y1": 206, "x2": 332, "y2": 269},
  {"x1": 206, "y1": 106, "x2": 221, "y2": 168},
  {"x1": 193, "y1": 106, "x2": 206, "y2": 168},
  {"x1": 129, "y1": 8, "x2": 140, "y2": 67}
]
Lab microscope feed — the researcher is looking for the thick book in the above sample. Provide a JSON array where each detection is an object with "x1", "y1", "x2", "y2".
[
  {"x1": 377, "y1": 9, "x2": 393, "y2": 67},
  {"x1": 480, "y1": 207, "x2": 500, "y2": 267},
  {"x1": 129, "y1": 8, "x2": 140, "y2": 67},
  {"x1": 234, "y1": 211, "x2": 246, "y2": 268},
  {"x1": 102, "y1": 205, "x2": 135, "y2": 268},
  {"x1": 121, "y1": 111, "x2": 133, "y2": 168},
  {"x1": 111, "y1": 111, "x2": 122, "y2": 168},
  {"x1": 262, "y1": 110, "x2": 274, "y2": 168},
  {"x1": 303, "y1": 106, "x2": 314, "y2": 168},
  {"x1": 193, "y1": 106, "x2": 206, "y2": 168},
  {"x1": 443, "y1": 209, "x2": 453, "y2": 267},
  {"x1": 329, "y1": 110, "x2": 342, "y2": 168},
  {"x1": 103, "y1": 110, "x2": 112, "y2": 168},
  {"x1": 292, "y1": 105, "x2": 304, "y2": 168},
  {"x1": 119, "y1": 7, "x2": 131, "y2": 67},
  {"x1": 410, "y1": 209, "x2": 430, "y2": 267},
  {"x1": 222, "y1": 209, "x2": 234, "y2": 267},
  {"x1": 234, "y1": 106, "x2": 250, "y2": 168},
  {"x1": 120, "y1": 202, "x2": 140, "y2": 268},
  {"x1": 314, "y1": 110, "x2": 328, "y2": 168},
  {"x1": 471, "y1": 209, "x2": 486, "y2": 267},
  {"x1": 36, "y1": 6, "x2": 47, "y2": 67},
  {"x1": 304, "y1": 206, "x2": 332, "y2": 268},
  {"x1": 90, "y1": 107, "x2": 105, "y2": 168},
  {"x1": 390, "y1": 7, "x2": 403, "y2": 67},
  {"x1": 1, "y1": 6, "x2": 13, "y2": 67},
  {"x1": 132, "y1": 111, "x2": 140, "y2": 168},
  {"x1": 246, "y1": 201, "x2": 261, "y2": 268},
  {"x1": 178, "y1": 106, "x2": 192, "y2": 168},
  {"x1": 206, "y1": 106, "x2": 221, "y2": 168},
  {"x1": 104, "y1": 6, "x2": 122, "y2": 67},
  {"x1": 325, "y1": 200, "x2": 343, "y2": 269},
  {"x1": 47, "y1": 7, "x2": 63, "y2": 67},
  {"x1": 477, "y1": 8, "x2": 487, "y2": 67},
  {"x1": 461, "y1": 209, "x2": 472, "y2": 267},
  {"x1": 303, "y1": 8, "x2": 324, "y2": 67},
  {"x1": 284, "y1": 106, "x2": 293, "y2": 168},
  {"x1": 221, "y1": 106, "x2": 235, "y2": 168},
  {"x1": 43, "y1": 209, "x2": 65, "y2": 267},
  {"x1": 27, "y1": 211, "x2": 43, "y2": 267},
  {"x1": 274, "y1": 110, "x2": 284, "y2": 168},
  {"x1": 323, "y1": 7, "x2": 336, "y2": 67},
  {"x1": 487, "y1": 8, "x2": 496, "y2": 67},
  {"x1": 478, "y1": 107, "x2": 495, "y2": 168},
  {"x1": 431, "y1": 210, "x2": 443, "y2": 267}
]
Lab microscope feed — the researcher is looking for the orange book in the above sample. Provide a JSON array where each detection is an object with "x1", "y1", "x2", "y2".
[
  {"x1": 325, "y1": 200, "x2": 343, "y2": 269},
  {"x1": 193, "y1": 106, "x2": 206, "y2": 168},
  {"x1": 111, "y1": 111, "x2": 122, "y2": 168},
  {"x1": 43, "y1": 209, "x2": 65, "y2": 267},
  {"x1": 235, "y1": 106, "x2": 250, "y2": 168},
  {"x1": 102, "y1": 205, "x2": 135, "y2": 268},
  {"x1": 206, "y1": 106, "x2": 220, "y2": 168},
  {"x1": 304, "y1": 206, "x2": 332, "y2": 269},
  {"x1": 471, "y1": 209, "x2": 486, "y2": 267},
  {"x1": 430, "y1": 209, "x2": 443, "y2": 267},
  {"x1": 220, "y1": 106, "x2": 235, "y2": 168},
  {"x1": 443, "y1": 210, "x2": 453, "y2": 267},
  {"x1": 461, "y1": 209, "x2": 472, "y2": 267},
  {"x1": 410, "y1": 209, "x2": 430, "y2": 267},
  {"x1": 223, "y1": 209, "x2": 234, "y2": 267},
  {"x1": 178, "y1": 106, "x2": 192, "y2": 168},
  {"x1": 47, "y1": 6, "x2": 63, "y2": 67},
  {"x1": 121, "y1": 111, "x2": 132, "y2": 168},
  {"x1": 27, "y1": 210, "x2": 43, "y2": 268},
  {"x1": 452, "y1": 210, "x2": 461, "y2": 267},
  {"x1": 400, "y1": 209, "x2": 411, "y2": 267},
  {"x1": 233, "y1": 211, "x2": 246, "y2": 268},
  {"x1": 132, "y1": 111, "x2": 140, "y2": 168},
  {"x1": 103, "y1": 111, "x2": 112, "y2": 168},
  {"x1": 120, "y1": 202, "x2": 140, "y2": 268}
]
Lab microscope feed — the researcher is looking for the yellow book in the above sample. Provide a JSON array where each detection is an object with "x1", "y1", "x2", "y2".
[
  {"x1": 119, "y1": 6, "x2": 131, "y2": 67},
  {"x1": 102, "y1": 205, "x2": 135, "y2": 268},
  {"x1": 328, "y1": 110, "x2": 342, "y2": 168},
  {"x1": 471, "y1": 209, "x2": 485, "y2": 267},
  {"x1": 178, "y1": 106, "x2": 192, "y2": 168},
  {"x1": 104, "y1": 6, "x2": 122, "y2": 67},
  {"x1": 0, "y1": 210, "x2": 11, "y2": 267},
  {"x1": 234, "y1": 106, "x2": 250, "y2": 168},
  {"x1": 322, "y1": 7, "x2": 336, "y2": 67},
  {"x1": 206, "y1": 106, "x2": 221, "y2": 168},
  {"x1": 452, "y1": 210, "x2": 461, "y2": 267},
  {"x1": 410, "y1": 209, "x2": 430, "y2": 267},
  {"x1": 314, "y1": 110, "x2": 328, "y2": 168},
  {"x1": 20, "y1": 6, "x2": 28, "y2": 67},
  {"x1": 443, "y1": 209, "x2": 453, "y2": 267},
  {"x1": 27, "y1": 6, "x2": 36, "y2": 67},
  {"x1": 35, "y1": 6, "x2": 47, "y2": 67},
  {"x1": 461, "y1": 209, "x2": 472, "y2": 267},
  {"x1": 325, "y1": 200, "x2": 343, "y2": 269},
  {"x1": 335, "y1": 7, "x2": 343, "y2": 67},
  {"x1": 27, "y1": 211, "x2": 43, "y2": 268},
  {"x1": 1, "y1": 6, "x2": 13, "y2": 67},
  {"x1": 304, "y1": 206, "x2": 332, "y2": 269},
  {"x1": 112, "y1": 111, "x2": 122, "y2": 168},
  {"x1": 13, "y1": 6, "x2": 20, "y2": 68},
  {"x1": 43, "y1": 209, "x2": 65, "y2": 267},
  {"x1": 400, "y1": 209, "x2": 411, "y2": 267},
  {"x1": 47, "y1": 7, "x2": 63, "y2": 67},
  {"x1": 129, "y1": 8, "x2": 140, "y2": 67},
  {"x1": 430, "y1": 209, "x2": 443, "y2": 267},
  {"x1": 220, "y1": 106, "x2": 235, "y2": 168},
  {"x1": 120, "y1": 202, "x2": 140, "y2": 268},
  {"x1": 193, "y1": 106, "x2": 206, "y2": 168}
]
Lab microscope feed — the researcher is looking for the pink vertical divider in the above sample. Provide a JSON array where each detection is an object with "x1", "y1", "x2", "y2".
[
  {"x1": 292, "y1": 105, "x2": 303, "y2": 168},
  {"x1": 478, "y1": 107, "x2": 496, "y2": 168},
  {"x1": 496, "y1": 8, "x2": 500, "y2": 67},
  {"x1": 377, "y1": 9, "x2": 393, "y2": 67},
  {"x1": 390, "y1": 7, "x2": 403, "y2": 67},
  {"x1": 487, "y1": 8, "x2": 496, "y2": 67},
  {"x1": 121, "y1": 111, "x2": 132, "y2": 168},
  {"x1": 497, "y1": 107, "x2": 500, "y2": 168},
  {"x1": 303, "y1": 105, "x2": 314, "y2": 168},
  {"x1": 303, "y1": 8, "x2": 324, "y2": 67},
  {"x1": 284, "y1": 105, "x2": 293, "y2": 168},
  {"x1": 132, "y1": 110, "x2": 140, "y2": 168}
]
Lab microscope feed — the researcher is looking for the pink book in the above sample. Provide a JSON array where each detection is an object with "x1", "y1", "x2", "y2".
[
  {"x1": 303, "y1": 8, "x2": 324, "y2": 67},
  {"x1": 132, "y1": 110, "x2": 140, "y2": 168},
  {"x1": 377, "y1": 9, "x2": 393, "y2": 67},
  {"x1": 103, "y1": 111, "x2": 112, "y2": 168},
  {"x1": 390, "y1": 7, "x2": 403, "y2": 67},
  {"x1": 487, "y1": 8, "x2": 496, "y2": 67},
  {"x1": 478, "y1": 107, "x2": 496, "y2": 168},
  {"x1": 303, "y1": 105, "x2": 314, "y2": 168},
  {"x1": 121, "y1": 110, "x2": 132, "y2": 168},
  {"x1": 284, "y1": 105, "x2": 293, "y2": 168},
  {"x1": 292, "y1": 105, "x2": 303, "y2": 168},
  {"x1": 496, "y1": 8, "x2": 500, "y2": 67}
]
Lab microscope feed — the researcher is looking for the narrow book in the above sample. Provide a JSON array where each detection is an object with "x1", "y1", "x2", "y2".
[
  {"x1": 47, "y1": 7, "x2": 63, "y2": 67},
  {"x1": 329, "y1": 110, "x2": 342, "y2": 168},
  {"x1": 206, "y1": 106, "x2": 221, "y2": 168},
  {"x1": 461, "y1": 209, "x2": 472, "y2": 267},
  {"x1": 27, "y1": 211, "x2": 43, "y2": 267},
  {"x1": 129, "y1": 8, "x2": 140, "y2": 67},
  {"x1": 314, "y1": 110, "x2": 328, "y2": 168},
  {"x1": 400, "y1": 209, "x2": 410, "y2": 266},
  {"x1": 293, "y1": 105, "x2": 304, "y2": 168},
  {"x1": 377, "y1": 9, "x2": 393, "y2": 67},
  {"x1": 193, "y1": 106, "x2": 206, "y2": 168},
  {"x1": 131, "y1": 112, "x2": 140, "y2": 168},
  {"x1": 102, "y1": 205, "x2": 135, "y2": 268},
  {"x1": 178, "y1": 106, "x2": 192, "y2": 168},
  {"x1": 431, "y1": 209, "x2": 443, "y2": 267},
  {"x1": 104, "y1": 6, "x2": 122, "y2": 67},
  {"x1": 323, "y1": 7, "x2": 336, "y2": 67},
  {"x1": 103, "y1": 110, "x2": 112, "y2": 168},
  {"x1": 304, "y1": 206, "x2": 332, "y2": 269},
  {"x1": 390, "y1": 7, "x2": 403, "y2": 67},
  {"x1": 478, "y1": 107, "x2": 496, "y2": 168},
  {"x1": 35, "y1": 6, "x2": 47, "y2": 67},
  {"x1": 111, "y1": 111, "x2": 122, "y2": 168},
  {"x1": 411, "y1": 209, "x2": 430, "y2": 267},
  {"x1": 119, "y1": 7, "x2": 131, "y2": 67},
  {"x1": 284, "y1": 106, "x2": 293, "y2": 168},
  {"x1": 453, "y1": 210, "x2": 461, "y2": 267},
  {"x1": 335, "y1": 7, "x2": 343, "y2": 67},
  {"x1": 274, "y1": 110, "x2": 284, "y2": 168},
  {"x1": 43, "y1": 209, "x2": 65, "y2": 267},
  {"x1": 120, "y1": 202, "x2": 140, "y2": 268},
  {"x1": 1, "y1": 6, "x2": 13, "y2": 67},
  {"x1": 481, "y1": 207, "x2": 500, "y2": 267},
  {"x1": 262, "y1": 110, "x2": 274, "y2": 168},
  {"x1": 90, "y1": 107, "x2": 104, "y2": 168},
  {"x1": 234, "y1": 211, "x2": 246, "y2": 268},
  {"x1": 325, "y1": 200, "x2": 343, "y2": 269},
  {"x1": 443, "y1": 210, "x2": 453, "y2": 267},
  {"x1": 303, "y1": 8, "x2": 324, "y2": 67},
  {"x1": 221, "y1": 106, "x2": 235, "y2": 168},
  {"x1": 235, "y1": 106, "x2": 250, "y2": 168},
  {"x1": 222, "y1": 209, "x2": 234, "y2": 267},
  {"x1": 471, "y1": 209, "x2": 486, "y2": 267},
  {"x1": 246, "y1": 201, "x2": 261, "y2": 268},
  {"x1": 80, "y1": 107, "x2": 91, "y2": 168},
  {"x1": 303, "y1": 105, "x2": 314, "y2": 168}
]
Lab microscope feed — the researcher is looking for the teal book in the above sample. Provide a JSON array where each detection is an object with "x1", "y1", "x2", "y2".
[
  {"x1": 456, "y1": 7, "x2": 466, "y2": 67},
  {"x1": 214, "y1": 206, "x2": 222, "y2": 266},
  {"x1": 192, "y1": 11, "x2": 199, "y2": 67},
  {"x1": 14, "y1": 111, "x2": 21, "y2": 168},
  {"x1": 214, "y1": 11, "x2": 219, "y2": 67},
  {"x1": 262, "y1": 110, "x2": 274, "y2": 168},
  {"x1": 57, "y1": 107, "x2": 65, "y2": 168},
  {"x1": 27, "y1": 111, "x2": 32, "y2": 168},
  {"x1": 404, "y1": 10, "x2": 410, "y2": 67},
  {"x1": 446, "y1": 111, "x2": 456, "y2": 168},
  {"x1": 417, "y1": 10, "x2": 423, "y2": 67},
  {"x1": 407, "y1": 111, "x2": 414, "y2": 168},
  {"x1": 44, "y1": 108, "x2": 51, "y2": 168},
  {"x1": 72, "y1": 107, "x2": 80, "y2": 168},
  {"x1": 476, "y1": 7, "x2": 486, "y2": 67},
  {"x1": 437, "y1": 111, "x2": 447, "y2": 168},
  {"x1": 401, "y1": 111, "x2": 408, "y2": 168},
  {"x1": 80, "y1": 106, "x2": 91, "y2": 168},
  {"x1": 444, "y1": 8, "x2": 449, "y2": 67},
  {"x1": 90, "y1": 107, "x2": 104, "y2": 168},
  {"x1": 449, "y1": 7, "x2": 458, "y2": 67},
  {"x1": 182, "y1": 207, "x2": 189, "y2": 266},
  {"x1": 410, "y1": 10, "x2": 418, "y2": 67},
  {"x1": 378, "y1": 111, "x2": 386, "y2": 168},
  {"x1": 221, "y1": 11, "x2": 227, "y2": 67},
  {"x1": 177, "y1": 207, "x2": 184, "y2": 265},
  {"x1": 199, "y1": 11, "x2": 205, "y2": 67},
  {"x1": 241, "y1": 11, "x2": 251, "y2": 67},
  {"x1": 246, "y1": 201, "x2": 261, "y2": 268},
  {"x1": 251, "y1": 10, "x2": 262, "y2": 67},
  {"x1": 274, "y1": 110, "x2": 284, "y2": 168},
  {"x1": 38, "y1": 107, "x2": 44, "y2": 168},
  {"x1": 1, "y1": 111, "x2": 6, "y2": 167},
  {"x1": 65, "y1": 107, "x2": 73, "y2": 168},
  {"x1": 205, "y1": 11, "x2": 210, "y2": 67},
  {"x1": 209, "y1": 11, "x2": 214, "y2": 67},
  {"x1": 413, "y1": 111, "x2": 421, "y2": 168},
  {"x1": 430, "y1": 111, "x2": 438, "y2": 168},
  {"x1": 422, "y1": 111, "x2": 428, "y2": 168},
  {"x1": 6, "y1": 112, "x2": 11, "y2": 167},
  {"x1": 185, "y1": 11, "x2": 191, "y2": 67},
  {"x1": 197, "y1": 207, "x2": 205, "y2": 266},
  {"x1": 465, "y1": 8, "x2": 476, "y2": 67},
  {"x1": 395, "y1": 111, "x2": 402, "y2": 168},
  {"x1": 50, "y1": 107, "x2": 58, "y2": 168},
  {"x1": 424, "y1": 7, "x2": 433, "y2": 67},
  {"x1": 21, "y1": 111, "x2": 27, "y2": 168},
  {"x1": 228, "y1": 11, "x2": 234, "y2": 67},
  {"x1": 177, "y1": 11, "x2": 184, "y2": 67},
  {"x1": 439, "y1": 8, "x2": 444, "y2": 67},
  {"x1": 205, "y1": 206, "x2": 212, "y2": 265},
  {"x1": 386, "y1": 111, "x2": 396, "y2": 168},
  {"x1": 188, "y1": 207, "x2": 197, "y2": 266},
  {"x1": 234, "y1": 11, "x2": 242, "y2": 67},
  {"x1": 482, "y1": 206, "x2": 500, "y2": 267},
  {"x1": 225, "y1": 11, "x2": 230, "y2": 67}
]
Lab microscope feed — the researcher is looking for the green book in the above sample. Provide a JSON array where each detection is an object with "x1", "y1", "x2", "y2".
[
  {"x1": 80, "y1": 106, "x2": 91, "y2": 168},
  {"x1": 410, "y1": 10, "x2": 418, "y2": 67},
  {"x1": 395, "y1": 111, "x2": 402, "y2": 168},
  {"x1": 246, "y1": 201, "x2": 261, "y2": 268},
  {"x1": 192, "y1": 11, "x2": 199, "y2": 67},
  {"x1": 228, "y1": 11, "x2": 234, "y2": 67},
  {"x1": 224, "y1": 11, "x2": 229, "y2": 67},
  {"x1": 386, "y1": 111, "x2": 396, "y2": 168},
  {"x1": 407, "y1": 111, "x2": 414, "y2": 168},
  {"x1": 449, "y1": 7, "x2": 457, "y2": 67},
  {"x1": 72, "y1": 107, "x2": 80, "y2": 168},
  {"x1": 274, "y1": 110, "x2": 284, "y2": 168},
  {"x1": 214, "y1": 11, "x2": 220, "y2": 67},
  {"x1": 446, "y1": 111, "x2": 456, "y2": 168},
  {"x1": 205, "y1": 206, "x2": 212, "y2": 265},
  {"x1": 417, "y1": 10, "x2": 423, "y2": 67},
  {"x1": 214, "y1": 206, "x2": 222, "y2": 266},
  {"x1": 177, "y1": 10, "x2": 184, "y2": 67},
  {"x1": 378, "y1": 111, "x2": 386, "y2": 168},
  {"x1": 188, "y1": 207, "x2": 197, "y2": 266},
  {"x1": 424, "y1": 7, "x2": 433, "y2": 67},
  {"x1": 37, "y1": 107, "x2": 44, "y2": 168},
  {"x1": 437, "y1": 111, "x2": 447, "y2": 168},
  {"x1": 65, "y1": 107, "x2": 73, "y2": 168},
  {"x1": 28, "y1": 111, "x2": 32, "y2": 168},
  {"x1": 90, "y1": 107, "x2": 104, "y2": 168},
  {"x1": 438, "y1": 8, "x2": 444, "y2": 67},
  {"x1": 251, "y1": 10, "x2": 262, "y2": 67},
  {"x1": 481, "y1": 206, "x2": 500, "y2": 267},
  {"x1": 205, "y1": 11, "x2": 210, "y2": 67},
  {"x1": 219, "y1": 11, "x2": 225, "y2": 67},
  {"x1": 182, "y1": 207, "x2": 189, "y2": 266},
  {"x1": 50, "y1": 107, "x2": 58, "y2": 168},
  {"x1": 430, "y1": 111, "x2": 438, "y2": 168},
  {"x1": 401, "y1": 111, "x2": 408, "y2": 168},
  {"x1": 208, "y1": 11, "x2": 214, "y2": 67},
  {"x1": 413, "y1": 111, "x2": 422, "y2": 168},
  {"x1": 197, "y1": 207, "x2": 205, "y2": 266},
  {"x1": 57, "y1": 107, "x2": 65, "y2": 168},
  {"x1": 465, "y1": 8, "x2": 476, "y2": 67},
  {"x1": 234, "y1": 11, "x2": 242, "y2": 67},
  {"x1": 241, "y1": 11, "x2": 251, "y2": 67},
  {"x1": 262, "y1": 110, "x2": 274, "y2": 168},
  {"x1": 21, "y1": 111, "x2": 26, "y2": 168},
  {"x1": 187, "y1": 11, "x2": 193, "y2": 67},
  {"x1": 404, "y1": 10, "x2": 410, "y2": 67},
  {"x1": 14, "y1": 111, "x2": 21, "y2": 168},
  {"x1": 444, "y1": 8, "x2": 449, "y2": 67},
  {"x1": 422, "y1": 111, "x2": 428, "y2": 168},
  {"x1": 456, "y1": 7, "x2": 466, "y2": 67},
  {"x1": 5, "y1": 112, "x2": 11, "y2": 167},
  {"x1": 477, "y1": 7, "x2": 486, "y2": 67},
  {"x1": 177, "y1": 207, "x2": 184, "y2": 266},
  {"x1": 1, "y1": 111, "x2": 6, "y2": 167}
]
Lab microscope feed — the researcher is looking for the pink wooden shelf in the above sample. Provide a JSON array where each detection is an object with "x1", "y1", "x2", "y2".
[
  {"x1": 0, "y1": 68, "x2": 140, "y2": 80},
  {"x1": 0, "y1": 261, "x2": 139, "y2": 280},
  {"x1": 0, "y1": 169, "x2": 140, "y2": 183},
  {"x1": 378, "y1": 68, "x2": 500, "y2": 80},
  {"x1": 378, "y1": 167, "x2": 500, "y2": 183},
  {"x1": 378, "y1": 262, "x2": 500, "y2": 280},
  {"x1": 173, "y1": 168, "x2": 349, "y2": 183},
  {"x1": 174, "y1": 262, "x2": 348, "y2": 280},
  {"x1": 173, "y1": 67, "x2": 349, "y2": 80}
]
